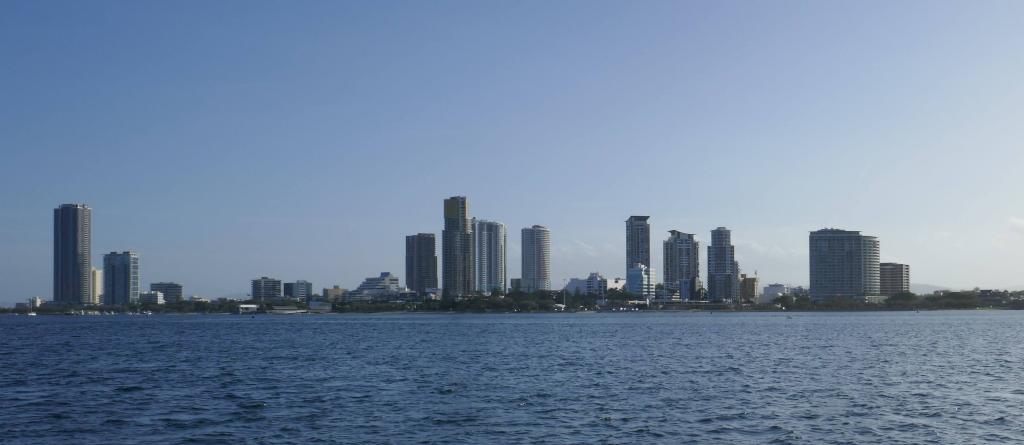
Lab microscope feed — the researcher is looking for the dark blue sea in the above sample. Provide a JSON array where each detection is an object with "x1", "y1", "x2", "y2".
[{"x1": 2, "y1": 311, "x2": 1023, "y2": 444}]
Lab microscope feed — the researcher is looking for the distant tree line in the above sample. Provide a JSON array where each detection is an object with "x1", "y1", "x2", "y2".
[
  {"x1": 772, "y1": 290, "x2": 1023, "y2": 311},
  {"x1": 6, "y1": 289, "x2": 1024, "y2": 314}
]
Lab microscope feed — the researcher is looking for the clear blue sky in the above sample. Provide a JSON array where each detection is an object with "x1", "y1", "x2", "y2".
[{"x1": 3, "y1": 1, "x2": 1023, "y2": 304}]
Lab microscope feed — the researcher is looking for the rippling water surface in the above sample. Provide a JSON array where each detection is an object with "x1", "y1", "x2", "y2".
[{"x1": 2, "y1": 311, "x2": 1023, "y2": 444}]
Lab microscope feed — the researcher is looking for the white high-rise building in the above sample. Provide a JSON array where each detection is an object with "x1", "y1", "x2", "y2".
[
  {"x1": 89, "y1": 267, "x2": 103, "y2": 305},
  {"x1": 473, "y1": 219, "x2": 507, "y2": 295},
  {"x1": 521, "y1": 225, "x2": 551, "y2": 293}
]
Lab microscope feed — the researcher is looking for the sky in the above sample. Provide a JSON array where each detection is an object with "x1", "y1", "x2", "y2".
[{"x1": 2, "y1": 1, "x2": 1024, "y2": 304}]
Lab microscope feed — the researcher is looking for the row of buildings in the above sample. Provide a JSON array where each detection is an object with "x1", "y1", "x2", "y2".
[
  {"x1": 619, "y1": 216, "x2": 746, "y2": 302},
  {"x1": 405, "y1": 196, "x2": 552, "y2": 299},
  {"x1": 564, "y1": 224, "x2": 909, "y2": 304},
  {"x1": 49, "y1": 201, "x2": 911, "y2": 307},
  {"x1": 808, "y1": 229, "x2": 909, "y2": 301},
  {"x1": 53, "y1": 204, "x2": 184, "y2": 306}
]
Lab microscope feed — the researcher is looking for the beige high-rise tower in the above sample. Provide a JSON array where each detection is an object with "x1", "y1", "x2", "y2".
[{"x1": 442, "y1": 196, "x2": 474, "y2": 298}]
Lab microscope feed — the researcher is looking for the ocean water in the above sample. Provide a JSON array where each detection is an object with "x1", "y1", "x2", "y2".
[{"x1": 2, "y1": 311, "x2": 1023, "y2": 444}]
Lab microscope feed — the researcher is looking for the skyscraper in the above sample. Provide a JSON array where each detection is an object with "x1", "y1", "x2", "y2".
[
  {"x1": 707, "y1": 227, "x2": 740, "y2": 301},
  {"x1": 879, "y1": 262, "x2": 910, "y2": 296},
  {"x1": 809, "y1": 229, "x2": 880, "y2": 301},
  {"x1": 663, "y1": 230, "x2": 700, "y2": 299},
  {"x1": 625, "y1": 216, "x2": 651, "y2": 271},
  {"x1": 251, "y1": 277, "x2": 282, "y2": 301},
  {"x1": 103, "y1": 251, "x2": 139, "y2": 306},
  {"x1": 90, "y1": 267, "x2": 103, "y2": 305},
  {"x1": 521, "y1": 225, "x2": 551, "y2": 293},
  {"x1": 150, "y1": 282, "x2": 183, "y2": 303},
  {"x1": 53, "y1": 203, "x2": 91, "y2": 305},
  {"x1": 405, "y1": 233, "x2": 438, "y2": 296},
  {"x1": 473, "y1": 219, "x2": 507, "y2": 295},
  {"x1": 442, "y1": 196, "x2": 474, "y2": 298}
]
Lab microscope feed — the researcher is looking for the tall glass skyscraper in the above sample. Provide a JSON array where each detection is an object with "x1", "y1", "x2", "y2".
[
  {"x1": 473, "y1": 219, "x2": 507, "y2": 295},
  {"x1": 707, "y1": 227, "x2": 740, "y2": 301},
  {"x1": 625, "y1": 216, "x2": 651, "y2": 272},
  {"x1": 521, "y1": 225, "x2": 551, "y2": 293},
  {"x1": 103, "y1": 251, "x2": 139, "y2": 306},
  {"x1": 442, "y1": 196, "x2": 474, "y2": 298},
  {"x1": 405, "y1": 233, "x2": 438, "y2": 296},
  {"x1": 53, "y1": 203, "x2": 92, "y2": 305}
]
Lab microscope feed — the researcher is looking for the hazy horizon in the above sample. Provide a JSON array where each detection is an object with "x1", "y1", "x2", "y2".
[{"x1": 3, "y1": 1, "x2": 1024, "y2": 304}]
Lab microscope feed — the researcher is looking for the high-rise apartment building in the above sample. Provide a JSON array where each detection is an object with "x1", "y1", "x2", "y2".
[
  {"x1": 89, "y1": 267, "x2": 103, "y2": 305},
  {"x1": 405, "y1": 233, "x2": 438, "y2": 296},
  {"x1": 53, "y1": 203, "x2": 92, "y2": 305},
  {"x1": 707, "y1": 227, "x2": 740, "y2": 301},
  {"x1": 442, "y1": 196, "x2": 474, "y2": 298},
  {"x1": 251, "y1": 277, "x2": 282, "y2": 301},
  {"x1": 521, "y1": 225, "x2": 551, "y2": 293},
  {"x1": 809, "y1": 229, "x2": 880, "y2": 301},
  {"x1": 103, "y1": 251, "x2": 139, "y2": 306},
  {"x1": 663, "y1": 230, "x2": 701, "y2": 299},
  {"x1": 284, "y1": 280, "x2": 313, "y2": 300},
  {"x1": 879, "y1": 262, "x2": 910, "y2": 296},
  {"x1": 150, "y1": 282, "x2": 183, "y2": 303},
  {"x1": 740, "y1": 273, "x2": 759, "y2": 303},
  {"x1": 626, "y1": 216, "x2": 651, "y2": 271},
  {"x1": 473, "y1": 219, "x2": 507, "y2": 295}
]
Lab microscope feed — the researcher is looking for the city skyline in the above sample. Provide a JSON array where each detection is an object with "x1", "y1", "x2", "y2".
[
  {"x1": 4, "y1": 2, "x2": 1024, "y2": 304},
  {"x1": 4, "y1": 199, "x2": 1020, "y2": 305}
]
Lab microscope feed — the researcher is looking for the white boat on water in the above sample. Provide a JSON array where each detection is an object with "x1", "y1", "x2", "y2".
[{"x1": 27, "y1": 312, "x2": 37, "y2": 316}]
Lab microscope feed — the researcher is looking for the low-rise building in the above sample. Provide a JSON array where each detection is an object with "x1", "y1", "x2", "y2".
[
  {"x1": 564, "y1": 272, "x2": 613, "y2": 296},
  {"x1": 626, "y1": 264, "x2": 656, "y2": 300},
  {"x1": 344, "y1": 272, "x2": 414, "y2": 302},
  {"x1": 761, "y1": 283, "x2": 789, "y2": 304},
  {"x1": 236, "y1": 304, "x2": 258, "y2": 314},
  {"x1": 139, "y1": 291, "x2": 165, "y2": 305},
  {"x1": 308, "y1": 301, "x2": 333, "y2": 313},
  {"x1": 284, "y1": 280, "x2": 313, "y2": 300},
  {"x1": 150, "y1": 282, "x2": 184, "y2": 303},
  {"x1": 251, "y1": 277, "x2": 282, "y2": 301},
  {"x1": 322, "y1": 286, "x2": 347, "y2": 301}
]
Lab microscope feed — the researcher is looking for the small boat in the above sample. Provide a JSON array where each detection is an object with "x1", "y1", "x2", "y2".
[{"x1": 27, "y1": 312, "x2": 37, "y2": 316}]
